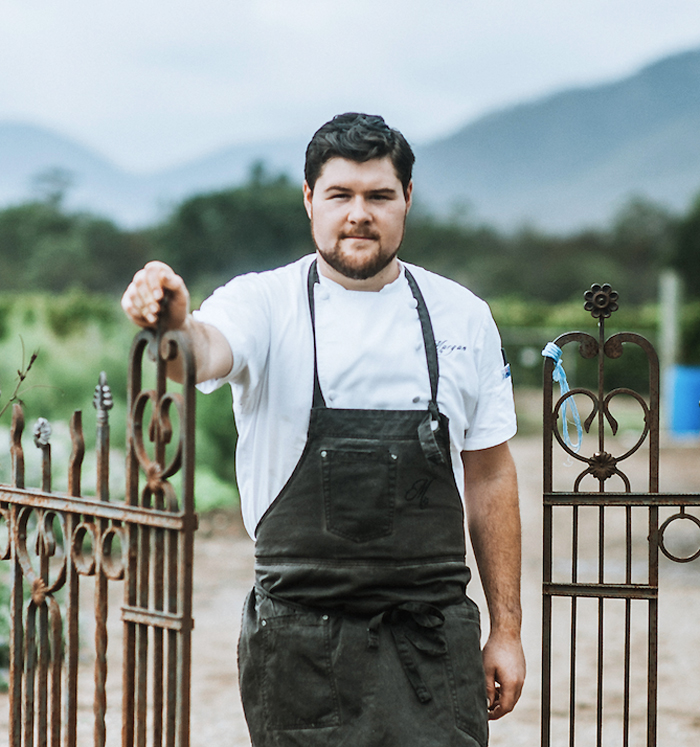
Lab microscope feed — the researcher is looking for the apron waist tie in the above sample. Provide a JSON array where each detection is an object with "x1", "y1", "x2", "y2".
[{"x1": 367, "y1": 602, "x2": 447, "y2": 704}]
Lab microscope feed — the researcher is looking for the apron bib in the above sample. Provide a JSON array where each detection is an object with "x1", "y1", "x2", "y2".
[{"x1": 238, "y1": 262, "x2": 488, "y2": 746}]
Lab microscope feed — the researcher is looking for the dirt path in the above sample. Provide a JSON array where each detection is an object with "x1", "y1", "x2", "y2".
[
  {"x1": 186, "y1": 435, "x2": 700, "y2": 746},
  {"x1": 1, "y1": 435, "x2": 699, "y2": 745}
]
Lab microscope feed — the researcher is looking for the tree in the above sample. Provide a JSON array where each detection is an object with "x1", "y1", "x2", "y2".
[
  {"x1": 0, "y1": 201, "x2": 150, "y2": 293},
  {"x1": 154, "y1": 163, "x2": 313, "y2": 291}
]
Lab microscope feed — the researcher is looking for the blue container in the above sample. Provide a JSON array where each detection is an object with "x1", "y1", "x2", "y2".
[{"x1": 671, "y1": 365, "x2": 700, "y2": 435}]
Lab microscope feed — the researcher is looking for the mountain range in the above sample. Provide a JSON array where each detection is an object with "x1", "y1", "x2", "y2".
[{"x1": 2, "y1": 45, "x2": 700, "y2": 232}]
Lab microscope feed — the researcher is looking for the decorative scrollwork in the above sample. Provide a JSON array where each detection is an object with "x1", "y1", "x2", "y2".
[
  {"x1": 72, "y1": 521, "x2": 98, "y2": 575},
  {"x1": 573, "y1": 453, "x2": 631, "y2": 492},
  {"x1": 100, "y1": 526, "x2": 126, "y2": 580},
  {"x1": 132, "y1": 387, "x2": 185, "y2": 510},
  {"x1": 31, "y1": 577, "x2": 49, "y2": 606},
  {"x1": 70, "y1": 520, "x2": 127, "y2": 579},
  {"x1": 588, "y1": 451, "x2": 618, "y2": 480},
  {"x1": 548, "y1": 322, "x2": 658, "y2": 494},
  {"x1": 0, "y1": 507, "x2": 11, "y2": 561},
  {"x1": 603, "y1": 388, "x2": 651, "y2": 461},
  {"x1": 15, "y1": 507, "x2": 67, "y2": 597},
  {"x1": 552, "y1": 388, "x2": 597, "y2": 462},
  {"x1": 584, "y1": 283, "x2": 619, "y2": 319}
]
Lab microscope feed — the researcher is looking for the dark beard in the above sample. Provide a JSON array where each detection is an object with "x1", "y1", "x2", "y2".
[{"x1": 317, "y1": 241, "x2": 399, "y2": 280}]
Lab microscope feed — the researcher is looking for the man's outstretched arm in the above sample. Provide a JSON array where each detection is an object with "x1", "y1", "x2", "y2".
[
  {"x1": 461, "y1": 442, "x2": 526, "y2": 720},
  {"x1": 121, "y1": 260, "x2": 233, "y2": 384}
]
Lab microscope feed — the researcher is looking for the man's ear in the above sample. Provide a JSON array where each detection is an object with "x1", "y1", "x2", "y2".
[
  {"x1": 303, "y1": 181, "x2": 313, "y2": 219},
  {"x1": 405, "y1": 180, "x2": 413, "y2": 214}
]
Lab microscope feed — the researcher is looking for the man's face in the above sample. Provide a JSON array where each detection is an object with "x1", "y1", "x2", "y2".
[{"x1": 303, "y1": 157, "x2": 412, "y2": 285}]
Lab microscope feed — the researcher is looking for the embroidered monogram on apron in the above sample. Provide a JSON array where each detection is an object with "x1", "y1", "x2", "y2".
[{"x1": 238, "y1": 262, "x2": 488, "y2": 746}]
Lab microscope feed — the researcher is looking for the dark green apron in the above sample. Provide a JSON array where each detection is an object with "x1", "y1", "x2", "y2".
[{"x1": 238, "y1": 262, "x2": 488, "y2": 746}]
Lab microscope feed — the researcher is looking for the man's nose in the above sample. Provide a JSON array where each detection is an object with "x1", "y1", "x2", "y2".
[{"x1": 347, "y1": 196, "x2": 371, "y2": 223}]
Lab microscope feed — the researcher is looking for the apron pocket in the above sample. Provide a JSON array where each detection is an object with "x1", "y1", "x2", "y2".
[
  {"x1": 322, "y1": 446, "x2": 397, "y2": 543},
  {"x1": 262, "y1": 614, "x2": 341, "y2": 730},
  {"x1": 444, "y1": 600, "x2": 488, "y2": 746}
]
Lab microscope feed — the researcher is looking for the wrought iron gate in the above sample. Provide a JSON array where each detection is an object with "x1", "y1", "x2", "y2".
[
  {"x1": 541, "y1": 283, "x2": 700, "y2": 746},
  {"x1": 0, "y1": 322, "x2": 197, "y2": 747}
]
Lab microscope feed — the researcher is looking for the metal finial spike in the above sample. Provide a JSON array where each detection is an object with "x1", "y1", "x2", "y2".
[
  {"x1": 33, "y1": 417, "x2": 52, "y2": 448},
  {"x1": 93, "y1": 371, "x2": 114, "y2": 413}
]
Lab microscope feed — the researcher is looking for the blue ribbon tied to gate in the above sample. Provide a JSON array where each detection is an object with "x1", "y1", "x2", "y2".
[{"x1": 542, "y1": 342, "x2": 583, "y2": 453}]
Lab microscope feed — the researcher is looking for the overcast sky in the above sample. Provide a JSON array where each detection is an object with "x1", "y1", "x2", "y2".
[{"x1": 2, "y1": 0, "x2": 700, "y2": 173}]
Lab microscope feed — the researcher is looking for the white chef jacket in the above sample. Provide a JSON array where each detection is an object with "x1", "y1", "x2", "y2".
[{"x1": 194, "y1": 254, "x2": 516, "y2": 538}]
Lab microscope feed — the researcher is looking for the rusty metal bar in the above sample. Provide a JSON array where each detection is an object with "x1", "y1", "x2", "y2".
[
  {"x1": 135, "y1": 520, "x2": 152, "y2": 747},
  {"x1": 9, "y1": 512, "x2": 23, "y2": 747},
  {"x1": 64, "y1": 510, "x2": 80, "y2": 747},
  {"x1": 595, "y1": 598, "x2": 604, "y2": 747},
  {"x1": 541, "y1": 284, "x2": 676, "y2": 747},
  {"x1": 622, "y1": 502, "x2": 633, "y2": 747},
  {"x1": 166, "y1": 530, "x2": 178, "y2": 747},
  {"x1": 175, "y1": 330, "x2": 197, "y2": 747},
  {"x1": 64, "y1": 411, "x2": 84, "y2": 747},
  {"x1": 2, "y1": 314, "x2": 197, "y2": 747},
  {"x1": 541, "y1": 349, "x2": 554, "y2": 747},
  {"x1": 544, "y1": 582, "x2": 657, "y2": 599},
  {"x1": 24, "y1": 604, "x2": 37, "y2": 747},
  {"x1": 48, "y1": 596, "x2": 62, "y2": 747},
  {"x1": 121, "y1": 606, "x2": 191, "y2": 630},
  {"x1": 568, "y1": 597, "x2": 577, "y2": 747},
  {"x1": 38, "y1": 572, "x2": 49, "y2": 747},
  {"x1": 93, "y1": 374, "x2": 113, "y2": 747},
  {"x1": 545, "y1": 492, "x2": 700, "y2": 506},
  {"x1": 153, "y1": 529, "x2": 165, "y2": 747},
  {"x1": 0, "y1": 487, "x2": 191, "y2": 529},
  {"x1": 154, "y1": 323, "x2": 169, "y2": 747},
  {"x1": 648, "y1": 598, "x2": 658, "y2": 745},
  {"x1": 623, "y1": 597, "x2": 631, "y2": 747}
]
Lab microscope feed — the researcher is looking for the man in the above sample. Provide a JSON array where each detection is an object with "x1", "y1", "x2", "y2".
[{"x1": 122, "y1": 113, "x2": 525, "y2": 746}]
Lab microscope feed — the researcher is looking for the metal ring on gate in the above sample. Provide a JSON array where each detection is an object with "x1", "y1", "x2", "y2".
[
  {"x1": 71, "y1": 521, "x2": 98, "y2": 576},
  {"x1": 39, "y1": 511, "x2": 68, "y2": 593},
  {"x1": 0, "y1": 508, "x2": 11, "y2": 561},
  {"x1": 658, "y1": 512, "x2": 700, "y2": 563},
  {"x1": 100, "y1": 526, "x2": 127, "y2": 580}
]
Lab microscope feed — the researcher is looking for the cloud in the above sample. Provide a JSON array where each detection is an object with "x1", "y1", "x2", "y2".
[{"x1": 1, "y1": 0, "x2": 699, "y2": 171}]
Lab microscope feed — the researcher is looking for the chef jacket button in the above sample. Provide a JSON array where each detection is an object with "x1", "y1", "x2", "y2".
[
  {"x1": 412, "y1": 395, "x2": 420, "y2": 403},
  {"x1": 408, "y1": 298, "x2": 418, "y2": 309},
  {"x1": 328, "y1": 390, "x2": 336, "y2": 402},
  {"x1": 318, "y1": 288, "x2": 330, "y2": 300}
]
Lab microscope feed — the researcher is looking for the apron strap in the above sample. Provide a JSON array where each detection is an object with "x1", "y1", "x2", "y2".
[
  {"x1": 403, "y1": 268, "x2": 439, "y2": 408},
  {"x1": 306, "y1": 261, "x2": 441, "y2": 412},
  {"x1": 404, "y1": 268, "x2": 448, "y2": 464},
  {"x1": 307, "y1": 261, "x2": 327, "y2": 408},
  {"x1": 367, "y1": 602, "x2": 447, "y2": 704}
]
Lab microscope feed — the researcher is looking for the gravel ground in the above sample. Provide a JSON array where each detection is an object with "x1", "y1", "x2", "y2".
[{"x1": 1, "y1": 431, "x2": 699, "y2": 746}]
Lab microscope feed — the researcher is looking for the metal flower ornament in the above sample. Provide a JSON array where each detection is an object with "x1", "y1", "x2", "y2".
[{"x1": 584, "y1": 283, "x2": 619, "y2": 319}]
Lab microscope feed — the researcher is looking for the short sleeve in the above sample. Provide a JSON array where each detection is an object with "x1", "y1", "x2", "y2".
[
  {"x1": 192, "y1": 273, "x2": 272, "y2": 395},
  {"x1": 461, "y1": 311, "x2": 517, "y2": 451}
]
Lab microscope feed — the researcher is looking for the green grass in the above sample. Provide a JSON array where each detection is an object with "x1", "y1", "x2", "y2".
[{"x1": 0, "y1": 291, "x2": 238, "y2": 511}]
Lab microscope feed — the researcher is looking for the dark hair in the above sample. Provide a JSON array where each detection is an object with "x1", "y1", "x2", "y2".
[{"x1": 304, "y1": 113, "x2": 415, "y2": 195}]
